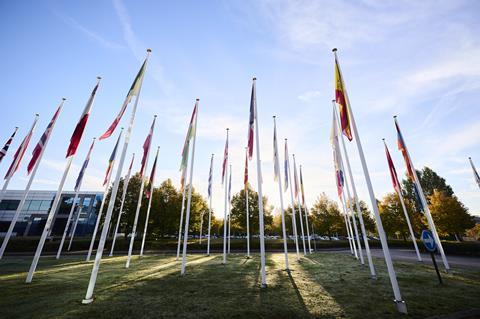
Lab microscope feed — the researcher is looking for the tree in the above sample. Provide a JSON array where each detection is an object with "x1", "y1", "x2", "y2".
[
  {"x1": 347, "y1": 199, "x2": 376, "y2": 234},
  {"x1": 379, "y1": 193, "x2": 412, "y2": 240},
  {"x1": 229, "y1": 186, "x2": 273, "y2": 236},
  {"x1": 309, "y1": 193, "x2": 345, "y2": 236},
  {"x1": 402, "y1": 167, "x2": 453, "y2": 207},
  {"x1": 428, "y1": 190, "x2": 475, "y2": 240}
]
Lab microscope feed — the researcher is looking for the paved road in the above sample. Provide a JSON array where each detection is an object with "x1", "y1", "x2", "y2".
[{"x1": 340, "y1": 248, "x2": 480, "y2": 270}]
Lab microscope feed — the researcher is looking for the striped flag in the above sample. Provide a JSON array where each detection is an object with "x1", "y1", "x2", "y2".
[
  {"x1": 284, "y1": 139, "x2": 289, "y2": 191},
  {"x1": 75, "y1": 139, "x2": 95, "y2": 192},
  {"x1": 100, "y1": 60, "x2": 147, "y2": 140},
  {"x1": 228, "y1": 167, "x2": 232, "y2": 200},
  {"x1": 66, "y1": 81, "x2": 99, "y2": 157},
  {"x1": 0, "y1": 127, "x2": 18, "y2": 164},
  {"x1": 5, "y1": 118, "x2": 37, "y2": 179},
  {"x1": 180, "y1": 103, "x2": 198, "y2": 172},
  {"x1": 273, "y1": 121, "x2": 280, "y2": 182},
  {"x1": 330, "y1": 109, "x2": 345, "y2": 198},
  {"x1": 247, "y1": 82, "x2": 255, "y2": 160},
  {"x1": 140, "y1": 117, "x2": 155, "y2": 176},
  {"x1": 221, "y1": 134, "x2": 228, "y2": 184},
  {"x1": 469, "y1": 157, "x2": 480, "y2": 189},
  {"x1": 146, "y1": 148, "x2": 158, "y2": 199},
  {"x1": 299, "y1": 165, "x2": 306, "y2": 207},
  {"x1": 208, "y1": 154, "x2": 213, "y2": 198},
  {"x1": 27, "y1": 104, "x2": 62, "y2": 174},
  {"x1": 103, "y1": 131, "x2": 122, "y2": 186},
  {"x1": 334, "y1": 56, "x2": 353, "y2": 141},
  {"x1": 384, "y1": 142, "x2": 401, "y2": 194},
  {"x1": 244, "y1": 148, "x2": 249, "y2": 187},
  {"x1": 127, "y1": 153, "x2": 135, "y2": 177},
  {"x1": 293, "y1": 157, "x2": 299, "y2": 199},
  {"x1": 395, "y1": 121, "x2": 415, "y2": 181}
]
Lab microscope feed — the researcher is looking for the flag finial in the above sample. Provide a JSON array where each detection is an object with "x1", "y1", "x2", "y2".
[
  {"x1": 382, "y1": 138, "x2": 385, "y2": 141},
  {"x1": 97, "y1": 76, "x2": 102, "y2": 80},
  {"x1": 227, "y1": 128, "x2": 229, "y2": 131},
  {"x1": 393, "y1": 115, "x2": 398, "y2": 119},
  {"x1": 93, "y1": 137, "x2": 96, "y2": 141},
  {"x1": 469, "y1": 156, "x2": 471, "y2": 159},
  {"x1": 253, "y1": 77, "x2": 257, "y2": 81},
  {"x1": 154, "y1": 115, "x2": 157, "y2": 118},
  {"x1": 332, "y1": 99, "x2": 336, "y2": 103},
  {"x1": 273, "y1": 115, "x2": 276, "y2": 119},
  {"x1": 285, "y1": 138, "x2": 287, "y2": 141},
  {"x1": 120, "y1": 127, "x2": 124, "y2": 130},
  {"x1": 35, "y1": 113, "x2": 39, "y2": 117},
  {"x1": 147, "y1": 48, "x2": 152, "y2": 53},
  {"x1": 332, "y1": 48, "x2": 338, "y2": 52},
  {"x1": 196, "y1": 98, "x2": 200, "y2": 101},
  {"x1": 62, "y1": 97, "x2": 67, "y2": 101}
]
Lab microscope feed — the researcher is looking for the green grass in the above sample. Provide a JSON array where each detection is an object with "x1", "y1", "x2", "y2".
[{"x1": 0, "y1": 252, "x2": 479, "y2": 318}]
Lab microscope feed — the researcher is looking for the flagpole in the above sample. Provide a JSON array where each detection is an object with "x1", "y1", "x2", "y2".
[
  {"x1": 181, "y1": 99, "x2": 199, "y2": 275},
  {"x1": 342, "y1": 191, "x2": 358, "y2": 258},
  {"x1": 110, "y1": 153, "x2": 135, "y2": 256},
  {"x1": 293, "y1": 155, "x2": 307, "y2": 256},
  {"x1": 126, "y1": 115, "x2": 156, "y2": 268},
  {"x1": 176, "y1": 183, "x2": 187, "y2": 260},
  {"x1": 333, "y1": 101, "x2": 375, "y2": 276},
  {"x1": 383, "y1": 139, "x2": 422, "y2": 262},
  {"x1": 57, "y1": 137, "x2": 96, "y2": 259},
  {"x1": 83, "y1": 49, "x2": 151, "y2": 303},
  {"x1": 0, "y1": 107, "x2": 55, "y2": 259},
  {"x1": 86, "y1": 128, "x2": 124, "y2": 261},
  {"x1": 333, "y1": 48, "x2": 406, "y2": 313},
  {"x1": 273, "y1": 116, "x2": 289, "y2": 270},
  {"x1": 222, "y1": 128, "x2": 229, "y2": 265},
  {"x1": 342, "y1": 204, "x2": 354, "y2": 254},
  {"x1": 140, "y1": 146, "x2": 159, "y2": 257},
  {"x1": 394, "y1": 116, "x2": 449, "y2": 271},
  {"x1": 245, "y1": 148, "x2": 251, "y2": 258},
  {"x1": 68, "y1": 200, "x2": 84, "y2": 251},
  {"x1": 299, "y1": 165, "x2": 312, "y2": 254},
  {"x1": 469, "y1": 157, "x2": 480, "y2": 190},
  {"x1": 207, "y1": 154, "x2": 214, "y2": 256},
  {"x1": 0, "y1": 114, "x2": 39, "y2": 204},
  {"x1": 286, "y1": 139, "x2": 300, "y2": 261},
  {"x1": 227, "y1": 164, "x2": 232, "y2": 254},
  {"x1": 199, "y1": 212, "x2": 204, "y2": 245},
  {"x1": 251, "y1": 78, "x2": 267, "y2": 287}
]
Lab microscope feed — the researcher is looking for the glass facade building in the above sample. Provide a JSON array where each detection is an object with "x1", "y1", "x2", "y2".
[{"x1": 0, "y1": 190, "x2": 103, "y2": 238}]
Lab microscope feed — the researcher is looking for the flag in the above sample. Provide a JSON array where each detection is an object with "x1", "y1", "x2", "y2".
[
  {"x1": 273, "y1": 122, "x2": 280, "y2": 182},
  {"x1": 27, "y1": 105, "x2": 62, "y2": 174},
  {"x1": 284, "y1": 140, "x2": 289, "y2": 191},
  {"x1": 221, "y1": 135, "x2": 228, "y2": 184},
  {"x1": 146, "y1": 149, "x2": 158, "y2": 199},
  {"x1": 247, "y1": 82, "x2": 255, "y2": 160},
  {"x1": 469, "y1": 157, "x2": 480, "y2": 189},
  {"x1": 100, "y1": 60, "x2": 147, "y2": 140},
  {"x1": 228, "y1": 168, "x2": 232, "y2": 200},
  {"x1": 244, "y1": 149, "x2": 249, "y2": 187},
  {"x1": 208, "y1": 155, "x2": 213, "y2": 198},
  {"x1": 5, "y1": 118, "x2": 37, "y2": 179},
  {"x1": 395, "y1": 121, "x2": 415, "y2": 181},
  {"x1": 334, "y1": 56, "x2": 353, "y2": 141},
  {"x1": 384, "y1": 142, "x2": 401, "y2": 194},
  {"x1": 140, "y1": 117, "x2": 155, "y2": 176},
  {"x1": 103, "y1": 130, "x2": 122, "y2": 186},
  {"x1": 331, "y1": 109, "x2": 344, "y2": 198},
  {"x1": 128, "y1": 153, "x2": 135, "y2": 176},
  {"x1": 180, "y1": 103, "x2": 198, "y2": 171},
  {"x1": 293, "y1": 158, "x2": 299, "y2": 199},
  {"x1": 66, "y1": 81, "x2": 99, "y2": 157},
  {"x1": 0, "y1": 127, "x2": 18, "y2": 164},
  {"x1": 75, "y1": 139, "x2": 95, "y2": 192},
  {"x1": 299, "y1": 165, "x2": 306, "y2": 207}
]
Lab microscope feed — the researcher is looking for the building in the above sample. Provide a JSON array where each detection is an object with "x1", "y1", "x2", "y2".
[{"x1": 0, "y1": 190, "x2": 103, "y2": 238}]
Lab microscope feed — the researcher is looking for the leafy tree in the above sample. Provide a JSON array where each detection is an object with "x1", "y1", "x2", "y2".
[
  {"x1": 378, "y1": 193, "x2": 415, "y2": 240},
  {"x1": 402, "y1": 167, "x2": 453, "y2": 207},
  {"x1": 309, "y1": 193, "x2": 345, "y2": 236},
  {"x1": 347, "y1": 199, "x2": 376, "y2": 234},
  {"x1": 229, "y1": 186, "x2": 273, "y2": 236},
  {"x1": 428, "y1": 190, "x2": 475, "y2": 240}
]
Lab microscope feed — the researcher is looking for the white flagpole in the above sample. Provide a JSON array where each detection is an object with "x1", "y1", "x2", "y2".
[
  {"x1": 83, "y1": 49, "x2": 151, "y2": 303},
  {"x1": 110, "y1": 153, "x2": 135, "y2": 257},
  {"x1": 286, "y1": 139, "x2": 300, "y2": 261},
  {"x1": 0, "y1": 114, "x2": 39, "y2": 204},
  {"x1": 26, "y1": 155, "x2": 74, "y2": 283},
  {"x1": 0, "y1": 110, "x2": 49, "y2": 259},
  {"x1": 176, "y1": 183, "x2": 187, "y2": 260},
  {"x1": 181, "y1": 99, "x2": 199, "y2": 275},
  {"x1": 207, "y1": 153, "x2": 214, "y2": 256},
  {"x1": 86, "y1": 128, "x2": 124, "y2": 262},
  {"x1": 252, "y1": 78, "x2": 267, "y2": 287},
  {"x1": 222, "y1": 129, "x2": 229, "y2": 265},
  {"x1": 299, "y1": 165, "x2": 312, "y2": 254},
  {"x1": 469, "y1": 157, "x2": 480, "y2": 190},
  {"x1": 199, "y1": 212, "x2": 204, "y2": 245},
  {"x1": 334, "y1": 101, "x2": 375, "y2": 276},
  {"x1": 394, "y1": 117, "x2": 448, "y2": 271},
  {"x1": 383, "y1": 139, "x2": 422, "y2": 262},
  {"x1": 342, "y1": 204, "x2": 354, "y2": 254},
  {"x1": 67, "y1": 200, "x2": 84, "y2": 251},
  {"x1": 245, "y1": 148, "x2": 251, "y2": 258},
  {"x1": 57, "y1": 137, "x2": 96, "y2": 259},
  {"x1": 342, "y1": 192, "x2": 358, "y2": 258},
  {"x1": 227, "y1": 165, "x2": 232, "y2": 254},
  {"x1": 273, "y1": 116, "x2": 289, "y2": 270},
  {"x1": 334, "y1": 48, "x2": 406, "y2": 313},
  {"x1": 126, "y1": 116, "x2": 156, "y2": 268},
  {"x1": 140, "y1": 146, "x2": 159, "y2": 257},
  {"x1": 293, "y1": 155, "x2": 307, "y2": 256}
]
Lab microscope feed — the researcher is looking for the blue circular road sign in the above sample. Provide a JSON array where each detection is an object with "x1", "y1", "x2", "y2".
[{"x1": 421, "y1": 230, "x2": 437, "y2": 252}]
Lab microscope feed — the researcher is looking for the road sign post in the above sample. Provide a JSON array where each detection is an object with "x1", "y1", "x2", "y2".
[{"x1": 422, "y1": 230, "x2": 442, "y2": 284}]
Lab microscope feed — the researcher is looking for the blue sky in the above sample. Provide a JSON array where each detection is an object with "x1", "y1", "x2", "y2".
[{"x1": 1, "y1": 0, "x2": 479, "y2": 219}]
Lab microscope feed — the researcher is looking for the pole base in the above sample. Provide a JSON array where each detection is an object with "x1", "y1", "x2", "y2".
[
  {"x1": 371, "y1": 275, "x2": 377, "y2": 280},
  {"x1": 394, "y1": 300, "x2": 407, "y2": 314},
  {"x1": 82, "y1": 298, "x2": 94, "y2": 305},
  {"x1": 284, "y1": 268, "x2": 291, "y2": 274},
  {"x1": 261, "y1": 283, "x2": 267, "y2": 289}
]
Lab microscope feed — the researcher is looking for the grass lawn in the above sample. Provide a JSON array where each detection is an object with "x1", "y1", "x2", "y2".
[{"x1": 0, "y1": 252, "x2": 479, "y2": 318}]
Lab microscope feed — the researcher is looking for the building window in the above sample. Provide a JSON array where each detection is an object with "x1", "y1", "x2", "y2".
[
  {"x1": 0, "y1": 200, "x2": 20, "y2": 210},
  {"x1": 40, "y1": 200, "x2": 52, "y2": 211},
  {"x1": 28, "y1": 200, "x2": 42, "y2": 211}
]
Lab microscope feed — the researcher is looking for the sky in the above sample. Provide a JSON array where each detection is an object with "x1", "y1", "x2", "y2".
[{"x1": 0, "y1": 0, "x2": 479, "y2": 220}]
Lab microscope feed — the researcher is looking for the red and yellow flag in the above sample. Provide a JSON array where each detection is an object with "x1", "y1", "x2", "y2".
[{"x1": 334, "y1": 58, "x2": 353, "y2": 141}]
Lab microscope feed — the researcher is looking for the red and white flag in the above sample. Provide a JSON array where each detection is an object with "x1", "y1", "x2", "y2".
[
  {"x1": 27, "y1": 103, "x2": 62, "y2": 174},
  {"x1": 5, "y1": 117, "x2": 38, "y2": 179},
  {"x1": 247, "y1": 81, "x2": 255, "y2": 160},
  {"x1": 146, "y1": 148, "x2": 159, "y2": 199},
  {"x1": 0, "y1": 127, "x2": 18, "y2": 164},
  {"x1": 221, "y1": 133, "x2": 228, "y2": 184},
  {"x1": 140, "y1": 117, "x2": 155, "y2": 176},
  {"x1": 66, "y1": 80, "x2": 100, "y2": 157}
]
